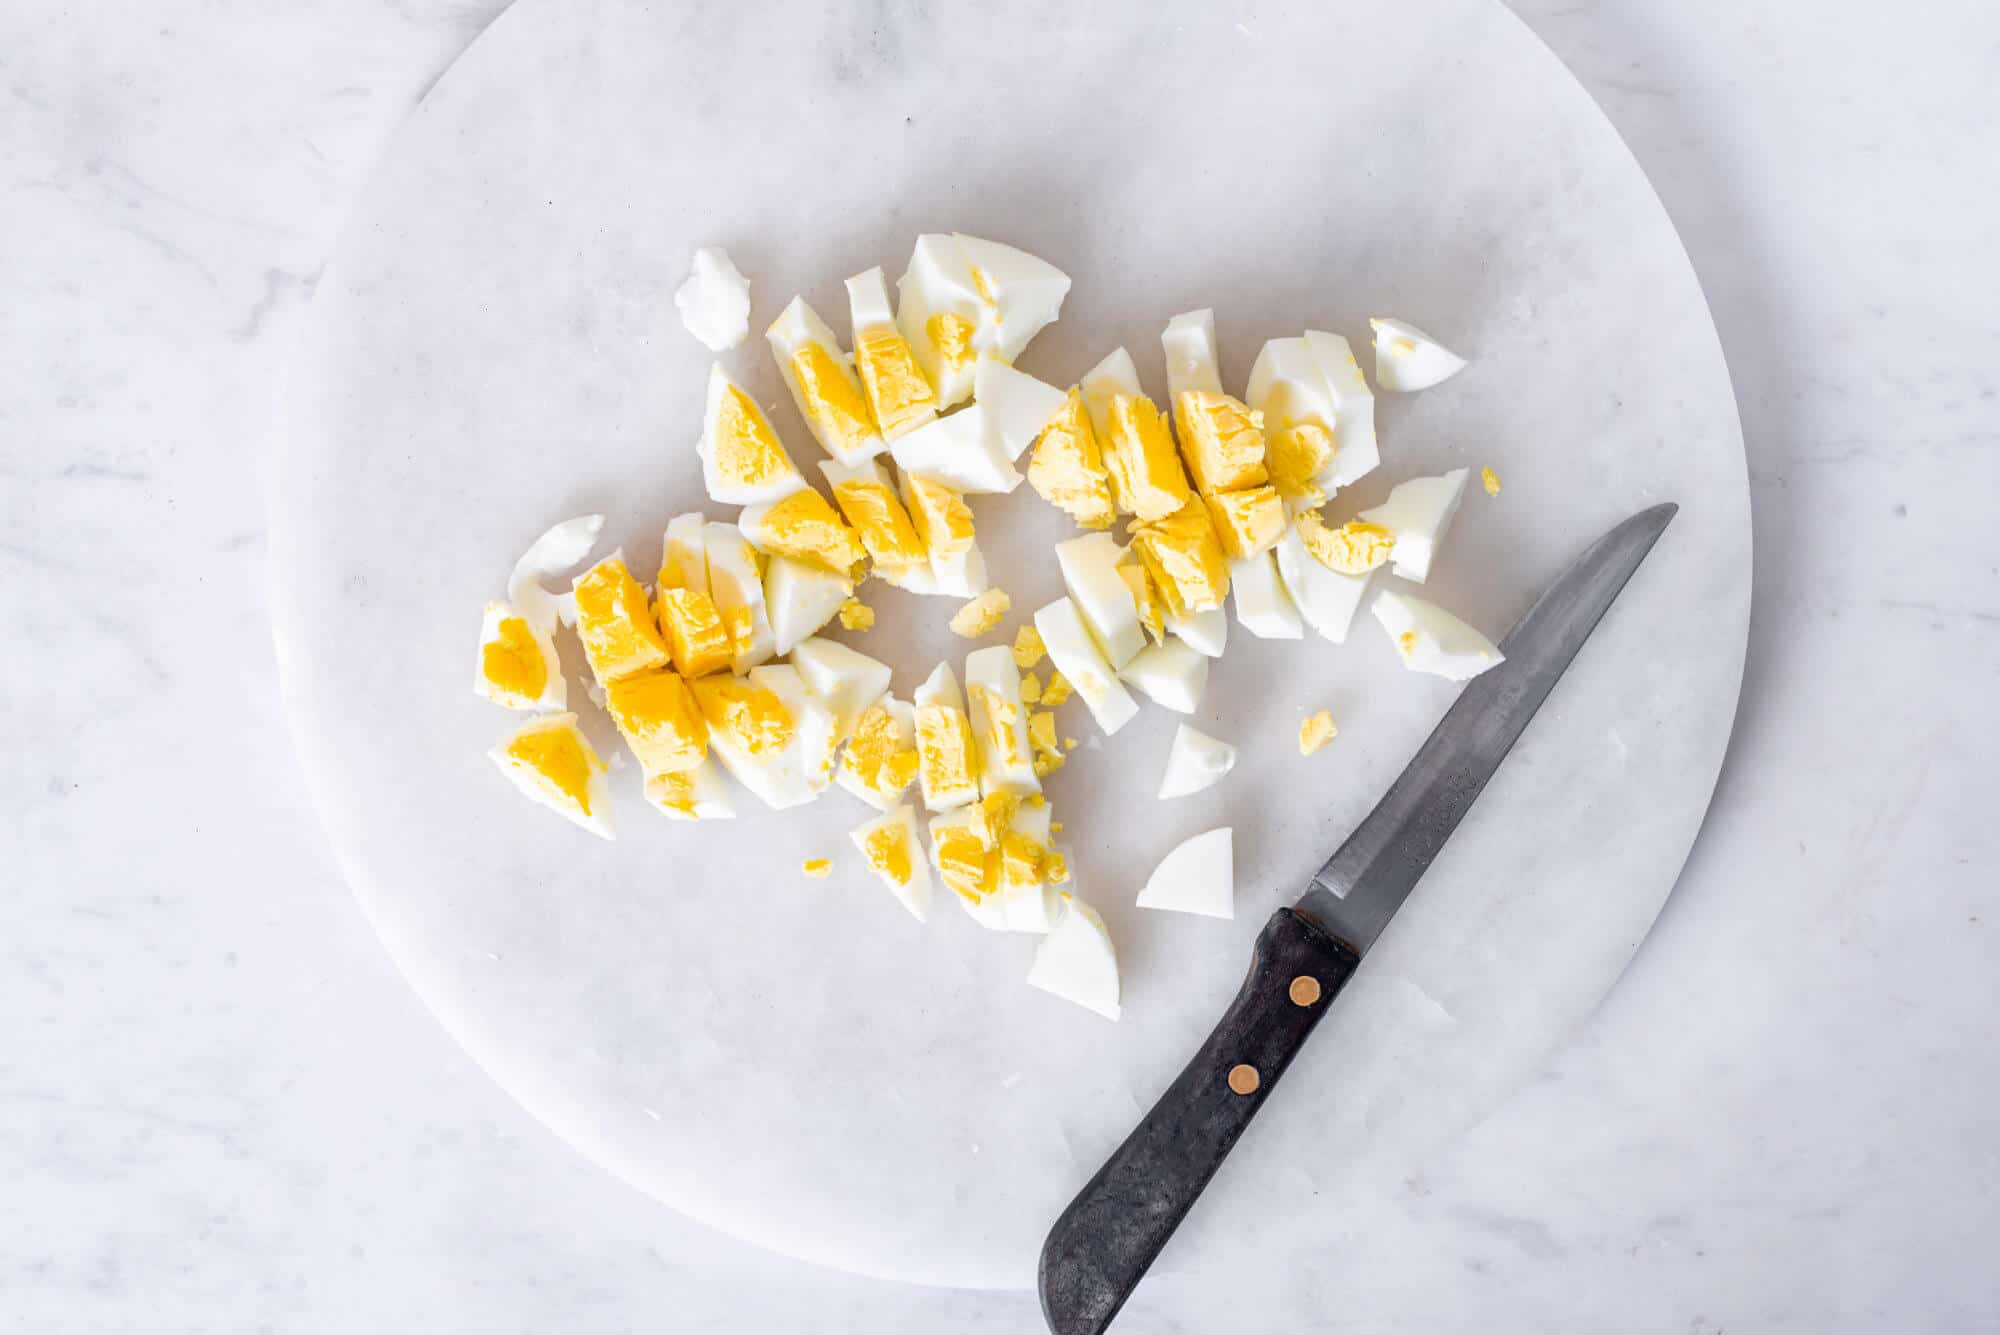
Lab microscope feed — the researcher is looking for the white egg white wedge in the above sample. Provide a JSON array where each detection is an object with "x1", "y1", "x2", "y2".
[
  {"x1": 964, "y1": 645, "x2": 1040, "y2": 797},
  {"x1": 895, "y1": 234, "x2": 994, "y2": 410},
  {"x1": 489, "y1": 713, "x2": 614, "y2": 839},
  {"x1": 1118, "y1": 638, "x2": 1209, "y2": 715},
  {"x1": 1135, "y1": 827, "x2": 1234, "y2": 919},
  {"x1": 1370, "y1": 317, "x2": 1467, "y2": 393},
  {"x1": 659, "y1": 512, "x2": 712, "y2": 597},
  {"x1": 695, "y1": 363, "x2": 808, "y2": 506},
  {"x1": 1026, "y1": 893, "x2": 1120, "y2": 1020},
  {"x1": 975, "y1": 357, "x2": 1068, "y2": 461},
  {"x1": 849, "y1": 804, "x2": 934, "y2": 923},
  {"x1": 913, "y1": 662, "x2": 981, "y2": 812},
  {"x1": 702, "y1": 521, "x2": 776, "y2": 672},
  {"x1": 767, "y1": 295, "x2": 885, "y2": 465},
  {"x1": 790, "y1": 636, "x2": 892, "y2": 742},
  {"x1": 1229, "y1": 549, "x2": 1304, "y2": 640},
  {"x1": 763, "y1": 555, "x2": 849, "y2": 657},
  {"x1": 1371, "y1": 590, "x2": 1505, "y2": 681},
  {"x1": 674, "y1": 247, "x2": 751, "y2": 352},
  {"x1": 889, "y1": 405, "x2": 1021, "y2": 495},
  {"x1": 1054, "y1": 532, "x2": 1145, "y2": 669},
  {"x1": 998, "y1": 799, "x2": 1059, "y2": 934},
  {"x1": 1358, "y1": 468, "x2": 1470, "y2": 584},
  {"x1": 697, "y1": 664, "x2": 837, "y2": 810},
  {"x1": 951, "y1": 233, "x2": 1071, "y2": 363},
  {"x1": 1303, "y1": 330, "x2": 1380, "y2": 492},
  {"x1": 1274, "y1": 525, "x2": 1373, "y2": 644},
  {"x1": 1158, "y1": 725, "x2": 1236, "y2": 799},
  {"x1": 1077, "y1": 345, "x2": 1144, "y2": 441},
  {"x1": 474, "y1": 600, "x2": 566, "y2": 711},
  {"x1": 643, "y1": 756, "x2": 736, "y2": 822},
  {"x1": 1246, "y1": 337, "x2": 1340, "y2": 506},
  {"x1": 507, "y1": 513, "x2": 604, "y2": 633},
  {"x1": 1033, "y1": 597, "x2": 1141, "y2": 736},
  {"x1": 1160, "y1": 308, "x2": 1223, "y2": 399},
  {"x1": 1163, "y1": 605, "x2": 1227, "y2": 659}
]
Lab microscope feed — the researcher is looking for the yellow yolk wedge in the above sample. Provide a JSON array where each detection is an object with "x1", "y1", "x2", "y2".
[
  {"x1": 1267, "y1": 421, "x2": 1335, "y2": 508},
  {"x1": 655, "y1": 588, "x2": 733, "y2": 678},
  {"x1": 488, "y1": 713, "x2": 612, "y2": 839},
  {"x1": 739, "y1": 488, "x2": 865, "y2": 575},
  {"x1": 1296, "y1": 513, "x2": 1395, "y2": 575},
  {"x1": 698, "y1": 363, "x2": 806, "y2": 506},
  {"x1": 689, "y1": 674, "x2": 794, "y2": 758},
  {"x1": 768, "y1": 296, "x2": 884, "y2": 465},
  {"x1": 604, "y1": 669, "x2": 708, "y2": 775},
  {"x1": 950, "y1": 588, "x2": 1011, "y2": 639},
  {"x1": 1101, "y1": 393, "x2": 1191, "y2": 522},
  {"x1": 820, "y1": 458, "x2": 929, "y2": 580},
  {"x1": 1203, "y1": 484, "x2": 1287, "y2": 559},
  {"x1": 1026, "y1": 389, "x2": 1116, "y2": 530},
  {"x1": 1173, "y1": 391, "x2": 1269, "y2": 495},
  {"x1": 1129, "y1": 498, "x2": 1231, "y2": 616},
  {"x1": 847, "y1": 267, "x2": 938, "y2": 441},
  {"x1": 573, "y1": 555, "x2": 671, "y2": 684}
]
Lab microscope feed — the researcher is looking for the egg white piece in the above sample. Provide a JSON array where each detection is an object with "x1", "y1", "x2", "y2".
[
  {"x1": 1054, "y1": 532, "x2": 1145, "y2": 669},
  {"x1": 1229, "y1": 549, "x2": 1304, "y2": 640},
  {"x1": 998, "y1": 799, "x2": 1059, "y2": 934},
  {"x1": 488, "y1": 713, "x2": 614, "y2": 840},
  {"x1": 768, "y1": 295, "x2": 886, "y2": 465},
  {"x1": 952, "y1": 233, "x2": 1071, "y2": 363},
  {"x1": 927, "y1": 806, "x2": 1010, "y2": 931},
  {"x1": 695, "y1": 363, "x2": 808, "y2": 507},
  {"x1": 835, "y1": 696, "x2": 916, "y2": 812},
  {"x1": 703, "y1": 664, "x2": 838, "y2": 810},
  {"x1": 474, "y1": 600, "x2": 566, "y2": 711},
  {"x1": 1246, "y1": 337, "x2": 1340, "y2": 506},
  {"x1": 964, "y1": 645, "x2": 1040, "y2": 797},
  {"x1": 1274, "y1": 526, "x2": 1374, "y2": 644},
  {"x1": 1158, "y1": 725, "x2": 1237, "y2": 800},
  {"x1": 975, "y1": 357, "x2": 1068, "y2": 461},
  {"x1": 1119, "y1": 638, "x2": 1209, "y2": 715},
  {"x1": 507, "y1": 513, "x2": 604, "y2": 633},
  {"x1": 673, "y1": 247, "x2": 751, "y2": 352},
  {"x1": 1160, "y1": 308, "x2": 1223, "y2": 399},
  {"x1": 1026, "y1": 893, "x2": 1121, "y2": 1020},
  {"x1": 1370, "y1": 317, "x2": 1467, "y2": 393},
  {"x1": 849, "y1": 804, "x2": 935, "y2": 923},
  {"x1": 660, "y1": 512, "x2": 712, "y2": 597},
  {"x1": 889, "y1": 405, "x2": 1022, "y2": 495},
  {"x1": 702, "y1": 521, "x2": 776, "y2": 672},
  {"x1": 1371, "y1": 590, "x2": 1505, "y2": 681},
  {"x1": 1164, "y1": 605, "x2": 1228, "y2": 659},
  {"x1": 1303, "y1": 330, "x2": 1380, "y2": 491},
  {"x1": 1033, "y1": 597, "x2": 1141, "y2": 736},
  {"x1": 895, "y1": 234, "x2": 993, "y2": 410},
  {"x1": 1358, "y1": 468, "x2": 1470, "y2": 584},
  {"x1": 914, "y1": 660, "x2": 964, "y2": 712},
  {"x1": 791, "y1": 635, "x2": 892, "y2": 742},
  {"x1": 644, "y1": 756, "x2": 737, "y2": 822},
  {"x1": 763, "y1": 556, "x2": 850, "y2": 656},
  {"x1": 1077, "y1": 345, "x2": 1144, "y2": 441},
  {"x1": 1135, "y1": 827, "x2": 1234, "y2": 919}
]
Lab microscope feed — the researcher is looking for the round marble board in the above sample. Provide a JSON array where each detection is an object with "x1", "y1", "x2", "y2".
[{"x1": 271, "y1": 0, "x2": 1749, "y2": 1291}]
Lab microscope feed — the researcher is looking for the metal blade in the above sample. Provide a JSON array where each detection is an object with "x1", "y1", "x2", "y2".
[{"x1": 1295, "y1": 503, "x2": 1677, "y2": 952}]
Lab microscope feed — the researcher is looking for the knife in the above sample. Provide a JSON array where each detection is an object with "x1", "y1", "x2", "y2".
[{"x1": 1038, "y1": 503, "x2": 1678, "y2": 1335}]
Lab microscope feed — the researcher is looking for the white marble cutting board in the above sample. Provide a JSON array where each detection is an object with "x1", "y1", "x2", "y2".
[{"x1": 270, "y1": 0, "x2": 1749, "y2": 1291}]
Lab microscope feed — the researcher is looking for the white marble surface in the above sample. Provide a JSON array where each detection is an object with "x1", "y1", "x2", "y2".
[{"x1": 3, "y1": 0, "x2": 1995, "y2": 1330}]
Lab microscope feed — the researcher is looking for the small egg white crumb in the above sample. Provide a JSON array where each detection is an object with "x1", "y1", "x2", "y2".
[{"x1": 675, "y1": 247, "x2": 752, "y2": 351}]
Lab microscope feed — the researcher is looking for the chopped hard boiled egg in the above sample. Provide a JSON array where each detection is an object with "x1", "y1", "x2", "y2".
[
  {"x1": 1296, "y1": 513, "x2": 1395, "y2": 575},
  {"x1": 1303, "y1": 330, "x2": 1380, "y2": 492},
  {"x1": 928, "y1": 805, "x2": 1006, "y2": 929},
  {"x1": 913, "y1": 662, "x2": 982, "y2": 811},
  {"x1": 1203, "y1": 484, "x2": 1286, "y2": 559},
  {"x1": 975, "y1": 357, "x2": 1068, "y2": 462},
  {"x1": 789, "y1": 635, "x2": 891, "y2": 741},
  {"x1": 1102, "y1": 392, "x2": 1192, "y2": 522},
  {"x1": 845, "y1": 266, "x2": 937, "y2": 441},
  {"x1": 1129, "y1": 497, "x2": 1231, "y2": 617},
  {"x1": 1055, "y1": 532, "x2": 1146, "y2": 669},
  {"x1": 1041, "y1": 672, "x2": 1072, "y2": 706},
  {"x1": 573, "y1": 553, "x2": 671, "y2": 684},
  {"x1": 763, "y1": 555, "x2": 852, "y2": 656},
  {"x1": 1033, "y1": 597, "x2": 1140, "y2": 736},
  {"x1": 739, "y1": 488, "x2": 865, "y2": 575},
  {"x1": 1119, "y1": 557, "x2": 1165, "y2": 646},
  {"x1": 655, "y1": 514, "x2": 735, "y2": 679},
  {"x1": 769, "y1": 296, "x2": 884, "y2": 465},
  {"x1": 702, "y1": 521, "x2": 777, "y2": 672},
  {"x1": 1358, "y1": 468, "x2": 1470, "y2": 584},
  {"x1": 894, "y1": 233, "x2": 1037, "y2": 410},
  {"x1": 1372, "y1": 590, "x2": 1505, "y2": 681},
  {"x1": 949, "y1": 588, "x2": 1011, "y2": 639},
  {"x1": 964, "y1": 645, "x2": 1039, "y2": 798},
  {"x1": 1274, "y1": 525, "x2": 1373, "y2": 643},
  {"x1": 819, "y1": 457, "x2": 930, "y2": 584},
  {"x1": 1165, "y1": 604, "x2": 1228, "y2": 659},
  {"x1": 1026, "y1": 893, "x2": 1120, "y2": 1020},
  {"x1": 890, "y1": 404, "x2": 1021, "y2": 495},
  {"x1": 489, "y1": 712, "x2": 613, "y2": 839},
  {"x1": 1135, "y1": 827, "x2": 1233, "y2": 919},
  {"x1": 505, "y1": 513, "x2": 603, "y2": 639},
  {"x1": 1160, "y1": 308, "x2": 1223, "y2": 399},
  {"x1": 899, "y1": 470, "x2": 989, "y2": 597},
  {"x1": 690, "y1": 664, "x2": 836, "y2": 809},
  {"x1": 1229, "y1": 550, "x2": 1304, "y2": 640},
  {"x1": 1299, "y1": 710, "x2": 1337, "y2": 755},
  {"x1": 673, "y1": 247, "x2": 751, "y2": 352},
  {"x1": 1246, "y1": 332, "x2": 1379, "y2": 502},
  {"x1": 604, "y1": 669, "x2": 708, "y2": 775},
  {"x1": 696, "y1": 363, "x2": 807, "y2": 506},
  {"x1": 1174, "y1": 392, "x2": 1269, "y2": 496},
  {"x1": 643, "y1": 757, "x2": 734, "y2": 821},
  {"x1": 836, "y1": 696, "x2": 920, "y2": 810},
  {"x1": 474, "y1": 601, "x2": 563, "y2": 711},
  {"x1": 1370, "y1": 317, "x2": 1467, "y2": 393},
  {"x1": 997, "y1": 798, "x2": 1059, "y2": 933},
  {"x1": 1026, "y1": 388, "x2": 1116, "y2": 530},
  {"x1": 951, "y1": 233, "x2": 1071, "y2": 364},
  {"x1": 1119, "y1": 638, "x2": 1209, "y2": 715},
  {"x1": 850, "y1": 804, "x2": 935, "y2": 922},
  {"x1": 1158, "y1": 724, "x2": 1236, "y2": 799}
]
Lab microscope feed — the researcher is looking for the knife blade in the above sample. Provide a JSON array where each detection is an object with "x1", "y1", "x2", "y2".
[{"x1": 1038, "y1": 503, "x2": 1677, "y2": 1335}]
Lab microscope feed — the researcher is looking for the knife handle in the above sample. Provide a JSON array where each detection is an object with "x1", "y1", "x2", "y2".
[{"x1": 1038, "y1": 907, "x2": 1361, "y2": 1335}]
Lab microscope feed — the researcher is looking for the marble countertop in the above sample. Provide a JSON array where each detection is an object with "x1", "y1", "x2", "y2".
[{"x1": 5, "y1": 1, "x2": 1994, "y2": 1330}]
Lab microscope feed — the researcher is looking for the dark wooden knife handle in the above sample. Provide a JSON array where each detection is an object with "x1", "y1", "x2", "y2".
[{"x1": 1038, "y1": 907, "x2": 1361, "y2": 1335}]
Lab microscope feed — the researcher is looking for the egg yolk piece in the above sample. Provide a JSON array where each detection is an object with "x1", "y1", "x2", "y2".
[
  {"x1": 1026, "y1": 389, "x2": 1116, "y2": 530},
  {"x1": 654, "y1": 588, "x2": 734, "y2": 679},
  {"x1": 1173, "y1": 391, "x2": 1269, "y2": 494},
  {"x1": 854, "y1": 327, "x2": 938, "y2": 440},
  {"x1": 1267, "y1": 421, "x2": 1335, "y2": 506},
  {"x1": 829, "y1": 478, "x2": 928, "y2": 573},
  {"x1": 711, "y1": 383, "x2": 801, "y2": 497},
  {"x1": 1297, "y1": 513, "x2": 1395, "y2": 574},
  {"x1": 1102, "y1": 394, "x2": 1191, "y2": 521},
  {"x1": 574, "y1": 557, "x2": 671, "y2": 683},
  {"x1": 790, "y1": 342, "x2": 880, "y2": 461},
  {"x1": 690, "y1": 675, "x2": 795, "y2": 757},
  {"x1": 479, "y1": 613, "x2": 548, "y2": 705},
  {"x1": 503, "y1": 721, "x2": 600, "y2": 817},
  {"x1": 841, "y1": 703, "x2": 921, "y2": 806},
  {"x1": 903, "y1": 475, "x2": 976, "y2": 560},
  {"x1": 604, "y1": 669, "x2": 708, "y2": 775},
  {"x1": 751, "y1": 489, "x2": 865, "y2": 573},
  {"x1": 1204, "y1": 485, "x2": 1287, "y2": 559},
  {"x1": 862, "y1": 820, "x2": 916, "y2": 887},
  {"x1": 1130, "y1": 498, "x2": 1231, "y2": 616}
]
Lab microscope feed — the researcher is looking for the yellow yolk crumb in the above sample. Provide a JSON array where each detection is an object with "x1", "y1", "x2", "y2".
[
  {"x1": 1267, "y1": 421, "x2": 1335, "y2": 505},
  {"x1": 753, "y1": 489, "x2": 866, "y2": 574},
  {"x1": 605, "y1": 670, "x2": 708, "y2": 775},
  {"x1": 1027, "y1": 389, "x2": 1117, "y2": 530},
  {"x1": 1204, "y1": 485, "x2": 1287, "y2": 559},
  {"x1": 801, "y1": 858, "x2": 834, "y2": 878},
  {"x1": 840, "y1": 703, "x2": 921, "y2": 805},
  {"x1": 926, "y1": 312, "x2": 979, "y2": 378},
  {"x1": 837, "y1": 597, "x2": 874, "y2": 631},
  {"x1": 789, "y1": 341, "x2": 878, "y2": 459},
  {"x1": 1028, "y1": 710, "x2": 1064, "y2": 776},
  {"x1": 502, "y1": 719, "x2": 601, "y2": 818},
  {"x1": 861, "y1": 821, "x2": 915, "y2": 887},
  {"x1": 1116, "y1": 560, "x2": 1165, "y2": 645},
  {"x1": 914, "y1": 704, "x2": 980, "y2": 807},
  {"x1": 1063, "y1": 736, "x2": 1079, "y2": 750},
  {"x1": 1041, "y1": 672, "x2": 1073, "y2": 707},
  {"x1": 655, "y1": 587, "x2": 733, "y2": 678},
  {"x1": 1482, "y1": 466, "x2": 1502, "y2": 496},
  {"x1": 852, "y1": 326, "x2": 937, "y2": 439},
  {"x1": 1018, "y1": 672, "x2": 1042, "y2": 705},
  {"x1": 1043, "y1": 852, "x2": 1071, "y2": 885},
  {"x1": 949, "y1": 588, "x2": 1011, "y2": 638},
  {"x1": 1012, "y1": 624, "x2": 1046, "y2": 670},
  {"x1": 690, "y1": 675, "x2": 794, "y2": 757},
  {"x1": 968, "y1": 265, "x2": 997, "y2": 307},
  {"x1": 1130, "y1": 498, "x2": 1231, "y2": 616},
  {"x1": 1173, "y1": 391, "x2": 1269, "y2": 494},
  {"x1": 1297, "y1": 513, "x2": 1395, "y2": 575},
  {"x1": 479, "y1": 610, "x2": 548, "y2": 706},
  {"x1": 1398, "y1": 630, "x2": 1420, "y2": 657},
  {"x1": 1102, "y1": 394, "x2": 1192, "y2": 521},
  {"x1": 711, "y1": 383, "x2": 800, "y2": 495},
  {"x1": 830, "y1": 477, "x2": 928, "y2": 574},
  {"x1": 903, "y1": 475, "x2": 975, "y2": 560},
  {"x1": 1299, "y1": 710, "x2": 1337, "y2": 756},
  {"x1": 574, "y1": 557, "x2": 671, "y2": 683}
]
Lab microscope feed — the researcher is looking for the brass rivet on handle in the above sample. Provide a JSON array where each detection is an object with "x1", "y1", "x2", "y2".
[
  {"x1": 1289, "y1": 975, "x2": 1322, "y2": 1007},
  {"x1": 1227, "y1": 1064, "x2": 1260, "y2": 1096}
]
